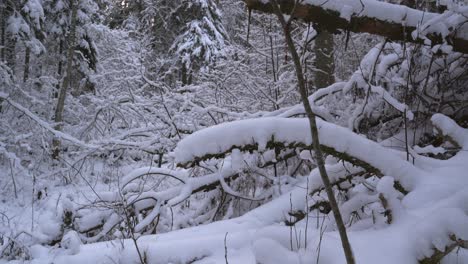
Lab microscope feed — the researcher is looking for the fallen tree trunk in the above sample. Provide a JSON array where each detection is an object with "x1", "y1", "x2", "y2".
[
  {"x1": 243, "y1": 0, "x2": 468, "y2": 54},
  {"x1": 175, "y1": 117, "x2": 419, "y2": 193},
  {"x1": 419, "y1": 236, "x2": 468, "y2": 264}
]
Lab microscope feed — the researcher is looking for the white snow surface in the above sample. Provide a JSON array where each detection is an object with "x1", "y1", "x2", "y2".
[{"x1": 8, "y1": 114, "x2": 468, "y2": 264}]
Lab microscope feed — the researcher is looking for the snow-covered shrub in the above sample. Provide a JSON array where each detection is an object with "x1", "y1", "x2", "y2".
[{"x1": 0, "y1": 234, "x2": 31, "y2": 261}]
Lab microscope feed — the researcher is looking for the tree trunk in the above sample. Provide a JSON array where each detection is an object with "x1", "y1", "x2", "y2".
[
  {"x1": 0, "y1": 3, "x2": 6, "y2": 63},
  {"x1": 52, "y1": 0, "x2": 78, "y2": 160},
  {"x1": 181, "y1": 65, "x2": 188, "y2": 85},
  {"x1": 313, "y1": 31, "x2": 335, "y2": 90},
  {"x1": 2, "y1": 1, "x2": 16, "y2": 73},
  {"x1": 23, "y1": 46, "x2": 30, "y2": 82},
  {"x1": 55, "y1": 39, "x2": 64, "y2": 98},
  {"x1": 271, "y1": 1, "x2": 355, "y2": 263},
  {"x1": 5, "y1": 36, "x2": 16, "y2": 74}
]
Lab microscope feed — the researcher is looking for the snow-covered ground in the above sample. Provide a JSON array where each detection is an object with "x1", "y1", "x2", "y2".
[
  {"x1": 2, "y1": 114, "x2": 467, "y2": 264},
  {"x1": 1, "y1": 0, "x2": 467, "y2": 263}
]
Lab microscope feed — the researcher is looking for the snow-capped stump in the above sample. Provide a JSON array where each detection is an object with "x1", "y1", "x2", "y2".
[{"x1": 61, "y1": 231, "x2": 82, "y2": 255}]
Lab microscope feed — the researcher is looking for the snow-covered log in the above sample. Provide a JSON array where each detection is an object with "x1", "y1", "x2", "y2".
[
  {"x1": 243, "y1": 0, "x2": 468, "y2": 54},
  {"x1": 175, "y1": 117, "x2": 420, "y2": 192}
]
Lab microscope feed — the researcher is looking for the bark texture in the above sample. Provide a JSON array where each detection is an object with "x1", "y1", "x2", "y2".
[
  {"x1": 52, "y1": 0, "x2": 78, "y2": 159},
  {"x1": 244, "y1": 0, "x2": 468, "y2": 54},
  {"x1": 314, "y1": 30, "x2": 335, "y2": 89}
]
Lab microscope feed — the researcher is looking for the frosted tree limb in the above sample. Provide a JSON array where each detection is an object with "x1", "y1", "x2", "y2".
[
  {"x1": 175, "y1": 117, "x2": 420, "y2": 192},
  {"x1": 0, "y1": 93, "x2": 97, "y2": 149},
  {"x1": 431, "y1": 113, "x2": 468, "y2": 149},
  {"x1": 243, "y1": 0, "x2": 468, "y2": 53},
  {"x1": 0, "y1": 93, "x2": 166, "y2": 154}
]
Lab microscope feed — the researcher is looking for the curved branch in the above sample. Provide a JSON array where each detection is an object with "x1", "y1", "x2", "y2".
[
  {"x1": 419, "y1": 236, "x2": 468, "y2": 264},
  {"x1": 77, "y1": 167, "x2": 243, "y2": 240},
  {"x1": 431, "y1": 114, "x2": 468, "y2": 149},
  {"x1": 121, "y1": 167, "x2": 187, "y2": 191},
  {"x1": 175, "y1": 117, "x2": 419, "y2": 192}
]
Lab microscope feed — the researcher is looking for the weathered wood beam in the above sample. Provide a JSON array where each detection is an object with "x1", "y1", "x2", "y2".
[{"x1": 244, "y1": 0, "x2": 468, "y2": 54}]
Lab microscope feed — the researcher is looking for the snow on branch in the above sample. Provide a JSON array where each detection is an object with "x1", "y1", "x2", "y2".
[
  {"x1": 0, "y1": 93, "x2": 168, "y2": 155},
  {"x1": 121, "y1": 167, "x2": 187, "y2": 191},
  {"x1": 0, "y1": 93, "x2": 97, "y2": 149},
  {"x1": 75, "y1": 164, "x2": 245, "y2": 242},
  {"x1": 174, "y1": 117, "x2": 420, "y2": 191},
  {"x1": 431, "y1": 114, "x2": 468, "y2": 149},
  {"x1": 244, "y1": 0, "x2": 468, "y2": 53},
  {"x1": 270, "y1": 82, "x2": 345, "y2": 120}
]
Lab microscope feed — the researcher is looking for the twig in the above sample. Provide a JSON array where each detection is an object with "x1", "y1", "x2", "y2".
[
  {"x1": 8, "y1": 159, "x2": 17, "y2": 199},
  {"x1": 271, "y1": 1, "x2": 355, "y2": 263},
  {"x1": 224, "y1": 232, "x2": 229, "y2": 264}
]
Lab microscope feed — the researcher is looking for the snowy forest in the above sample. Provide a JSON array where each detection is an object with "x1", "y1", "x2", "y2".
[{"x1": 0, "y1": 0, "x2": 467, "y2": 263}]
